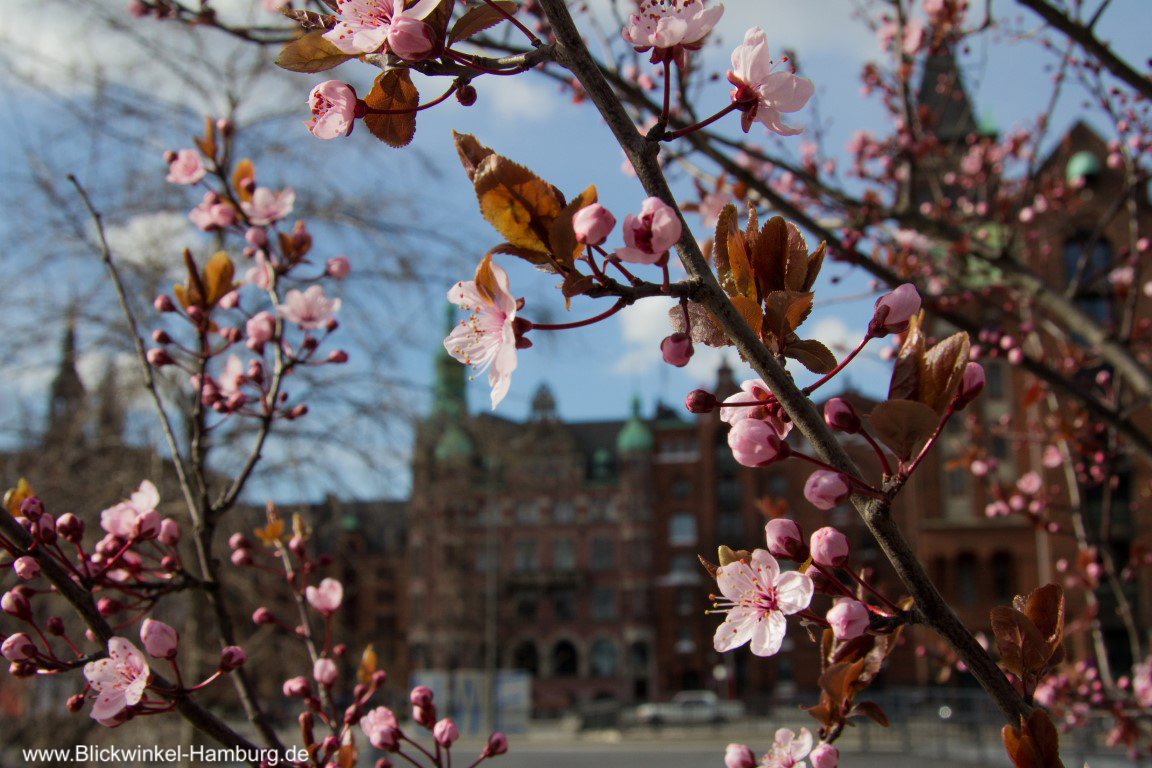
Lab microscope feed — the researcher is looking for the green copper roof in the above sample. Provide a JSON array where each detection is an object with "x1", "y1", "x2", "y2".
[
  {"x1": 434, "y1": 421, "x2": 475, "y2": 462},
  {"x1": 1066, "y1": 151, "x2": 1102, "y2": 184},
  {"x1": 340, "y1": 511, "x2": 360, "y2": 532},
  {"x1": 616, "y1": 396, "x2": 653, "y2": 454}
]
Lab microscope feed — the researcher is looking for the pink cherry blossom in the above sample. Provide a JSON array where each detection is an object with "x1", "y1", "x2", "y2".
[
  {"x1": 445, "y1": 258, "x2": 520, "y2": 409},
  {"x1": 809, "y1": 743, "x2": 839, "y2": 768},
  {"x1": 188, "y1": 192, "x2": 236, "y2": 231},
  {"x1": 323, "y1": 0, "x2": 439, "y2": 56},
  {"x1": 810, "y1": 527, "x2": 849, "y2": 567},
  {"x1": 307, "y1": 81, "x2": 359, "y2": 140},
  {"x1": 13, "y1": 556, "x2": 40, "y2": 580},
  {"x1": 614, "y1": 197, "x2": 682, "y2": 264},
  {"x1": 572, "y1": 203, "x2": 616, "y2": 246},
  {"x1": 721, "y1": 379, "x2": 791, "y2": 437},
  {"x1": 727, "y1": 27, "x2": 814, "y2": 135},
  {"x1": 140, "y1": 619, "x2": 179, "y2": 659},
  {"x1": 389, "y1": 13, "x2": 437, "y2": 60},
  {"x1": 165, "y1": 149, "x2": 205, "y2": 185},
  {"x1": 83, "y1": 637, "x2": 151, "y2": 722},
  {"x1": 246, "y1": 311, "x2": 277, "y2": 350},
  {"x1": 100, "y1": 480, "x2": 160, "y2": 539},
  {"x1": 306, "y1": 578, "x2": 344, "y2": 614},
  {"x1": 1133, "y1": 659, "x2": 1152, "y2": 707},
  {"x1": 621, "y1": 0, "x2": 724, "y2": 67},
  {"x1": 361, "y1": 706, "x2": 400, "y2": 750},
  {"x1": 724, "y1": 743, "x2": 756, "y2": 768},
  {"x1": 763, "y1": 727, "x2": 813, "y2": 768},
  {"x1": 727, "y1": 418, "x2": 789, "y2": 468},
  {"x1": 241, "y1": 187, "x2": 295, "y2": 227},
  {"x1": 869, "y1": 283, "x2": 921, "y2": 336},
  {"x1": 826, "y1": 599, "x2": 870, "y2": 641},
  {"x1": 712, "y1": 549, "x2": 813, "y2": 656},
  {"x1": 803, "y1": 470, "x2": 850, "y2": 510},
  {"x1": 277, "y1": 285, "x2": 341, "y2": 330}
]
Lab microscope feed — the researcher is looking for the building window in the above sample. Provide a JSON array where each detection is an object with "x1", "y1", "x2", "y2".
[
  {"x1": 590, "y1": 537, "x2": 615, "y2": 570},
  {"x1": 986, "y1": 361, "x2": 1005, "y2": 400},
  {"x1": 677, "y1": 588, "x2": 695, "y2": 616},
  {"x1": 515, "y1": 501, "x2": 541, "y2": 525},
  {"x1": 589, "y1": 639, "x2": 618, "y2": 677},
  {"x1": 552, "y1": 538, "x2": 576, "y2": 571},
  {"x1": 957, "y1": 553, "x2": 977, "y2": 605},
  {"x1": 992, "y1": 551, "x2": 1015, "y2": 601},
  {"x1": 514, "y1": 540, "x2": 538, "y2": 572},
  {"x1": 553, "y1": 500, "x2": 576, "y2": 524},
  {"x1": 551, "y1": 640, "x2": 579, "y2": 677},
  {"x1": 590, "y1": 586, "x2": 615, "y2": 621},
  {"x1": 671, "y1": 479, "x2": 692, "y2": 498},
  {"x1": 669, "y1": 513, "x2": 697, "y2": 546},
  {"x1": 511, "y1": 641, "x2": 539, "y2": 677},
  {"x1": 553, "y1": 588, "x2": 577, "y2": 622},
  {"x1": 947, "y1": 468, "x2": 968, "y2": 497}
]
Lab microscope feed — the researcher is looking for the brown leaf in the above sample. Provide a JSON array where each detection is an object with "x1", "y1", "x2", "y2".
[
  {"x1": 231, "y1": 159, "x2": 255, "y2": 203},
  {"x1": 490, "y1": 242, "x2": 557, "y2": 271},
  {"x1": 990, "y1": 606, "x2": 1046, "y2": 679},
  {"x1": 449, "y1": 0, "x2": 518, "y2": 43},
  {"x1": 474, "y1": 155, "x2": 565, "y2": 252},
  {"x1": 852, "y1": 700, "x2": 890, "y2": 727},
  {"x1": 275, "y1": 30, "x2": 355, "y2": 73},
  {"x1": 802, "y1": 240, "x2": 827, "y2": 292},
  {"x1": 561, "y1": 273, "x2": 596, "y2": 300},
  {"x1": 711, "y1": 203, "x2": 739, "y2": 296},
  {"x1": 818, "y1": 660, "x2": 864, "y2": 712},
  {"x1": 888, "y1": 315, "x2": 926, "y2": 401},
  {"x1": 866, "y1": 399, "x2": 940, "y2": 462},
  {"x1": 919, "y1": 331, "x2": 971, "y2": 415},
  {"x1": 784, "y1": 338, "x2": 837, "y2": 374},
  {"x1": 728, "y1": 219, "x2": 756, "y2": 300},
  {"x1": 729, "y1": 295, "x2": 765, "y2": 338},
  {"x1": 201, "y1": 251, "x2": 235, "y2": 307},
  {"x1": 697, "y1": 554, "x2": 719, "y2": 580},
  {"x1": 1002, "y1": 711, "x2": 1065, "y2": 768},
  {"x1": 364, "y1": 69, "x2": 419, "y2": 148},
  {"x1": 752, "y1": 215, "x2": 788, "y2": 293},
  {"x1": 669, "y1": 302, "x2": 731, "y2": 347},
  {"x1": 760, "y1": 290, "x2": 813, "y2": 343},
  {"x1": 193, "y1": 115, "x2": 216, "y2": 163},
  {"x1": 1019, "y1": 583, "x2": 1064, "y2": 648},
  {"x1": 454, "y1": 131, "x2": 496, "y2": 182},
  {"x1": 357, "y1": 644, "x2": 378, "y2": 686},
  {"x1": 174, "y1": 248, "x2": 206, "y2": 310}
]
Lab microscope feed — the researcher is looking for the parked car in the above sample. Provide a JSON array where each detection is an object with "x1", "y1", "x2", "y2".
[{"x1": 629, "y1": 690, "x2": 745, "y2": 726}]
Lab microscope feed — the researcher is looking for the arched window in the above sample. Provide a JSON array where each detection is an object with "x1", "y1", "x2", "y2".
[
  {"x1": 551, "y1": 639, "x2": 579, "y2": 677},
  {"x1": 589, "y1": 638, "x2": 617, "y2": 678},
  {"x1": 511, "y1": 641, "x2": 539, "y2": 677},
  {"x1": 991, "y1": 551, "x2": 1015, "y2": 601},
  {"x1": 957, "y1": 552, "x2": 977, "y2": 605}
]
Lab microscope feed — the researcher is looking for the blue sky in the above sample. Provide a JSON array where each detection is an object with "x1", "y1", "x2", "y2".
[{"x1": 1, "y1": 0, "x2": 1149, "y2": 500}]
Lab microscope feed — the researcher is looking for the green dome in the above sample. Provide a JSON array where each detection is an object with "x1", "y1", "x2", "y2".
[
  {"x1": 434, "y1": 421, "x2": 475, "y2": 462},
  {"x1": 616, "y1": 396, "x2": 653, "y2": 454},
  {"x1": 340, "y1": 512, "x2": 360, "y2": 532},
  {"x1": 1066, "y1": 151, "x2": 1102, "y2": 184}
]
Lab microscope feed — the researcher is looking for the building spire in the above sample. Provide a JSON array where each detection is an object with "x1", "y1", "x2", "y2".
[
  {"x1": 916, "y1": 43, "x2": 978, "y2": 142},
  {"x1": 433, "y1": 303, "x2": 468, "y2": 418},
  {"x1": 44, "y1": 310, "x2": 87, "y2": 449}
]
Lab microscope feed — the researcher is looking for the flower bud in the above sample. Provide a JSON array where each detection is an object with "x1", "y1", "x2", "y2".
[
  {"x1": 56, "y1": 513, "x2": 84, "y2": 543},
  {"x1": 18, "y1": 496, "x2": 44, "y2": 521},
  {"x1": 133, "y1": 509, "x2": 162, "y2": 540},
  {"x1": 456, "y1": 84, "x2": 477, "y2": 106},
  {"x1": 283, "y1": 676, "x2": 311, "y2": 699},
  {"x1": 724, "y1": 743, "x2": 756, "y2": 768},
  {"x1": 869, "y1": 283, "x2": 921, "y2": 336},
  {"x1": 810, "y1": 527, "x2": 850, "y2": 567},
  {"x1": 229, "y1": 532, "x2": 251, "y2": 550},
  {"x1": 764, "y1": 519, "x2": 806, "y2": 561},
  {"x1": 327, "y1": 350, "x2": 349, "y2": 364},
  {"x1": 10, "y1": 660, "x2": 36, "y2": 678},
  {"x1": 826, "y1": 599, "x2": 870, "y2": 641},
  {"x1": 388, "y1": 17, "x2": 437, "y2": 61},
  {"x1": 314, "y1": 657, "x2": 339, "y2": 687},
  {"x1": 810, "y1": 743, "x2": 839, "y2": 768},
  {"x1": 685, "y1": 389, "x2": 717, "y2": 414},
  {"x1": 953, "y1": 361, "x2": 985, "y2": 410},
  {"x1": 433, "y1": 718, "x2": 459, "y2": 748},
  {"x1": 35, "y1": 514, "x2": 57, "y2": 545},
  {"x1": 154, "y1": 295, "x2": 176, "y2": 312},
  {"x1": 231, "y1": 548, "x2": 253, "y2": 566},
  {"x1": 326, "y1": 257, "x2": 351, "y2": 279},
  {"x1": 410, "y1": 685, "x2": 434, "y2": 708},
  {"x1": 140, "y1": 619, "x2": 180, "y2": 659},
  {"x1": 572, "y1": 203, "x2": 616, "y2": 246},
  {"x1": 13, "y1": 556, "x2": 40, "y2": 580},
  {"x1": 66, "y1": 693, "x2": 86, "y2": 712},
  {"x1": 823, "y1": 397, "x2": 860, "y2": 434},
  {"x1": 2, "y1": 590, "x2": 32, "y2": 620},
  {"x1": 660, "y1": 333, "x2": 694, "y2": 367},
  {"x1": 413, "y1": 703, "x2": 437, "y2": 729},
  {"x1": 1, "y1": 633, "x2": 36, "y2": 662},
  {"x1": 159, "y1": 518, "x2": 181, "y2": 546},
  {"x1": 219, "y1": 645, "x2": 248, "y2": 672},
  {"x1": 97, "y1": 597, "x2": 123, "y2": 617},
  {"x1": 483, "y1": 731, "x2": 509, "y2": 757},
  {"x1": 253, "y1": 607, "x2": 276, "y2": 625},
  {"x1": 727, "y1": 419, "x2": 790, "y2": 468},
  {"x1": 147, "y1": 348, "x2": 175, "y2": 367},
  {"x1": 803, "y1": 470, "x2": 851, "y2": 511},
  {"x1": 45, "y1": 616, "x2": 65, "y2": 635}
]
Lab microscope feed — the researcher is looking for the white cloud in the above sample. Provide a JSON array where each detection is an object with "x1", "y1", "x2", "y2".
[
  {"x1": 611, "y1": 296, "x2": 675, "y2": 373},
  {"x1": 102, "y1": 211, "x2": 196, "y2": 280},
  {"x1": 482, "y1": 76, "x2": 560, "y2": 122}
]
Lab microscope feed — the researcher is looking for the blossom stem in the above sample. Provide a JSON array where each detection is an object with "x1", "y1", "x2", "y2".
[
  {"x1": 183, "y1": 670, "x2": 223, "y2": 693},
  {"x1": 801, "y1": 333, "x2": 873, "y2": 395},
  {"x1": 528, "y1": 299, "x2": 628, "y2": 331},
  {"x1": 860, "y1": 428, "x2": 894, "y2": 478},
  {"x1": 362, "y1": 83, "x2": 460, "y2": 115},
  {"x1": 901, "y1": 404, "x2": 956, "y2": 480},
  {"x1": 660, "y1": 59, "x2": 672, "y2": 122},
  {"x1": 662, "y1": 102, "x2": 740, "y2": 141},
  {"x1": 808, "y1": 562, "x2": 856, "y2": 599},
  {"x1": 482, "y1": 0, "x2": 543, "y2": 46},
  {"x1": 843, "y1": 567, "x2": 902, "y2": 614}
]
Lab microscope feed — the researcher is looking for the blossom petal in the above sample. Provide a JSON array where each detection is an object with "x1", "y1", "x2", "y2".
[
  {"x1": 749, "y1": 610, "x2": 786, "y2": 656},
  {"x1": 775, "y1": 570, "x2": 815, "y2": 614}
]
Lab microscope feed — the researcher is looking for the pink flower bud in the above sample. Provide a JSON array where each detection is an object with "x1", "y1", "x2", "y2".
[
  {"x1": 229, "y1": 532, "x2": 251, "y2": 550},
  {"x1": 810, "y1": 527, "x2": 850, "y2": 567},
  {"x1": 147, "y1": 348, "x2": 175, "y2": 367},
  {"x1": 2, "y1": 590, "x2": 31, "y2": 620},
  {"x1": 231, "y1": 548, "x2": 253, "y2": 566},
  {"x1": 572, "y1": 203, "x2": 616, "y2": 246},
  {"x1": 307, "y1": 80, "x2": 359, "y2": 139},
  {"x1": 953, "y1": 362, "x2": 985, "y2": 410},
  {"x1": 869, "y1": 283, "x2": 921, "y2": 336},
  {"x1": 615, "y1": 197, "x2": 682, "y2": 264},
  {"x1": 410, "y1": 685, "x2": 434, "y2": 707},
  {"x1": 35, "y1": 514, "x2": 57, "y2": 545},
  {"x1": 159, "y1": 518, "x2": 181, "y2": 546},
  {"x1": 154, "y1": 294, "x2": 176, "y2": 312},
  {"x1": 66, "y1": 693, "x2": 86, "y2": 712},
  {"x1": 388, "y1": 17, "x2": 437, "y2": 61},
  {"x1": 326, "y1": 257, "x2": 351, "y2": 279},
  {"x1": 361, "y1": 706, "x2": 401, "y2": 751},
  {"x1": 166, "y1": 149, "x2": 206, "y2": 185},
  {"x1": 45, "y1": 617, "x2": 65, "y2": 635},
  {"x1": 764, "y1": 519, "x2": 805, "y2": 561},
  {"x1": 13, "y1": 556, "x2": 40, "y2": 581},
  {"x1": 283, "y1": 676, "x2": 312, "y2": 698},
  {"x1": 823, "y1": 397, "x2": 860, "y2": 433},
  {"x1": 97, "y1": 597, "x2": 123, "y2": 616},
  {"x1": 140, "y1": 619, "x2": 179, "y2": 659},
  {"x1": 685, "y1": 389, "x2": 717, "y2": 413},
  {"x1": 804, "y1": 470, "x2": 851, "y2": 510},
  {"x1": 826, "y1": 599, "x2": 870, "y2": 641},
  {"x1": 56, "y1": 513, "x2": 84, "y2": 543},
  {"x1": 727, "y1": 419, "x2": 790, "y2": 468},
  {"x1": 483, "y1": 732, "x2": 508, "y2": 757},
  {"x1": 660, "y1": 333, "x2": 694, "y2": 367},
  {"x1": 1, "y1": 633, "x2": 36, "y2": 662},
  {"x1": 133, "y1": 509, "x2": 162, "y2": 540},
  {"x1": 810, "y1": 743, "x2": 839, "y2": 768},
  {"x1": 327, "y1": 350, "x2": 349, "y2": 364},
  {"x1": 724, "y1": 743, "x2": 756, "y2": 768},
  {"x1": 413, "y1": 703, "x2": 437, "y2": 729},
  {"x1": 253, "y1": 607, "x2": 276, "y2": 625},
  {"x1": 18, "y1": 496, "x2": 44, "y2": 521},
  {"x1": 219, "y1": 645, "x2": 247, "y2": 672},
  {"x1": 314, "y1": 657, "x2": 339, "y2": 687},
  {"x1": 433, "y1": 718, "x2": 459, "y2": 748}
]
